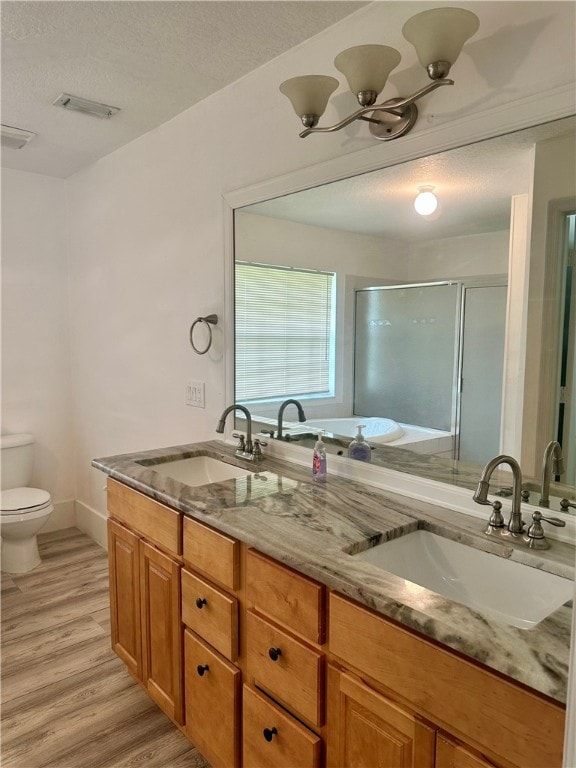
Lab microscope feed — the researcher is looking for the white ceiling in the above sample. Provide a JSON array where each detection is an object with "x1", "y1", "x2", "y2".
[
  {"x1": 243, "y1": 117, "x2": 576, "y2": 241},
  {"x1": 1, "y1": 0, "x2": 366, "y2": 178}
]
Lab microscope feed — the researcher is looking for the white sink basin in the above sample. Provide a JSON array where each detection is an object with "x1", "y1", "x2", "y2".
[
  {"x1": 149, "y1": 456, "x2": 252, "y2": 487},
  {"x1": 353, "y1": 530, "x2": 573, "y2": 629}
]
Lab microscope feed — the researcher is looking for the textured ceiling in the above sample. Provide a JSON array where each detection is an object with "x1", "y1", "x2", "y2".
[
  {"x1": 1, "y1": 1, "x2": 366, "y2": 177},
  {"x1": 244, "y1": 118, "x2": 576, "y2": 241}
]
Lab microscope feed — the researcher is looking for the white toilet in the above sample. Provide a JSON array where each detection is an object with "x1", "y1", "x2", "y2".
[{"x1": 1, "y1": 434, "x2": 54, "y2": 573}]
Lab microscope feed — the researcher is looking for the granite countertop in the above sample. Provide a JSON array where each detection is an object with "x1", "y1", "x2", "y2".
[{"x1": 92, "y1": 440, "x2": 574, "y2": 705}]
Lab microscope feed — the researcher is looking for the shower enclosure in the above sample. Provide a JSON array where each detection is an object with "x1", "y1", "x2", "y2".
[{"x1": 354, "y1": 281, "x2": 507, "y2": 464}]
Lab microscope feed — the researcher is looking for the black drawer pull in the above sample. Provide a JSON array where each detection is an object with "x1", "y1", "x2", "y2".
[
  {"x1": 196, "y1": 597, "x2": 207, "y2": 609},
  {"x1": 268, "y1": 647, "x2": 282, "y2": 662},
  {"x1": 197, "y1": 664, "x2": 209, "y2": 677},
  {"x1": 263, "y1": 727, "x2": 278, "y2": 742}
]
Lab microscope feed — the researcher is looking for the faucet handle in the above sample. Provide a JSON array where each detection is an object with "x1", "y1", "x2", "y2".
[
  {"x1": 253, "y1": 438, "x2": 267, "y2": 461},
  {"x1": 533, "y1": 511, "x2": 566, "y2": 528},
  {"x1": 484, "y1": 500, "x2": 505, "y2": 535},
  {"x1": 232, "y1": 432, "x2": 246, "y2": 451},
  {"x1": 524, "y1": 510, "x2": 566, "y2": 549},
  {"x1": 560, "y1": 498, "x2": 576, "y2": 511}
]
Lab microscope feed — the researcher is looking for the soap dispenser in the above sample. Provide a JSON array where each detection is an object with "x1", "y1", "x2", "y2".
[
  {"x1": 312, "y1": 430, "x2": 327, "y2": 483},
  {"x1": 348, "y1": 424, "x2": 372, "y2": 462}
]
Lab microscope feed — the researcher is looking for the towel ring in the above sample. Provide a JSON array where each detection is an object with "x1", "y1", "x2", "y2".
[{"x1": 190, "y1": 314, "x2": 218, "y2": 355}]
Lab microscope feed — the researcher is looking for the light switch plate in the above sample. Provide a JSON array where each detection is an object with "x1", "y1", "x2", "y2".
[{"x1": 186, "y1": 381, "x2": 205, "y2": 408}]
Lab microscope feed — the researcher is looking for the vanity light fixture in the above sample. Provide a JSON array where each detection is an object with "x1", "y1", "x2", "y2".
[
  {"x1": 279, "y1": 7, "x2": 479, "y2": 141},
  {"x1": 414, "y1": 186, "x2": 438, "y2": 216}
]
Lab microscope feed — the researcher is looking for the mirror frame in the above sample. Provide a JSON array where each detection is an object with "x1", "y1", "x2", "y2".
[{"x1": 223, "y1": 86, "x2": 576, "y2": 542}]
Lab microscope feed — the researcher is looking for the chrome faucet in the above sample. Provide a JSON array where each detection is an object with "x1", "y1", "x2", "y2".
[
  {"x1": 473, "y1": 454, "x2": 525, "y2": 537},
  {"x1": 539, "y1": 440, "x2": 564, "y2": 508},
  {"x1": 277, "y1": 398, "x2": 306, "y2": 440},
  {"x1": 216, "y1": 404, "x2": 265, "y2": 461}
]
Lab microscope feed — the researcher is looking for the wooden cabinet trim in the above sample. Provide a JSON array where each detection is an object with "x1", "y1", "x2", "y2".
[
  {"x1": 107, "y1": 478, "x2": 181, "y2": 556},
  {"x1": 329, "y1": 592, "x2": 565, "y2": 768},
  {"x1": 247, "y1": 548, "x2": 326, "y2": 645}
]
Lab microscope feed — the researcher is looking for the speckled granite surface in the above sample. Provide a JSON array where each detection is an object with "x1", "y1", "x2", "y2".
[{"x1": 93, "y1": 440, "x2": 574, "y2": 705}]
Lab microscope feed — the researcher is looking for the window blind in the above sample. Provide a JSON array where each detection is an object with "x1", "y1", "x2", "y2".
[{"x1": 235, "y1": 262, "x2": 335, "y2": 402}]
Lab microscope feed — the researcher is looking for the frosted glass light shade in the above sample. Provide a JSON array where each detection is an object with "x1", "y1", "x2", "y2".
[
  {"x1": 402, "y1": 7, "x2": 479, "y2": 70},
  {"x1": 279, "y1": 75, "x2": 339, "y2": 119},
  {"x1": 334, "y1": 45, "x2": 401, "y2": 97},
  {"x1": 414, "y1": 187, "x2": 438, "y2": 216}
]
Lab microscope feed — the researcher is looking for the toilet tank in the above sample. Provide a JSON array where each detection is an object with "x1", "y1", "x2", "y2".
[{"x1": 0, "y1": 434, "x2": 34, "y2": 490}]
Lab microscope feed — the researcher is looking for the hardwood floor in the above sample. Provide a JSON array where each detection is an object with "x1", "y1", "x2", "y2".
[{"x1": 1, "y1": 528, "x2": 211, "y2": 768}]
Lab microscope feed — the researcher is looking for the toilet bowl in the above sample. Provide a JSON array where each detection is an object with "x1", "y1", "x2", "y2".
[
  {"x1": 1, "y1": 488, "x2": 54, "y2": 573},
  {"x1": 1, "y1": 434, "x2": 54, "y2": 573}
]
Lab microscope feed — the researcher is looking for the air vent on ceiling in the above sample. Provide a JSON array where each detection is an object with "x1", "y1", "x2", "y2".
[
  {"x1": 53, "y1": 93, "x2": 121, "y2": 119},
  {"x1": 1, "y1": 124, "x2": 37, "y2": 150}
]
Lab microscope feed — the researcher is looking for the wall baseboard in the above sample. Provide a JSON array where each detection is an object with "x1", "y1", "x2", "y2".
[
  {"x1": 75, "y1": 500, "x2": 108, "y2": 550},
  {"x1": 39, "y1": 499, "x2": 108, "y2": 551},
  {"x1": 41, "y1": 499, "x2": 76, "y2": 533}
]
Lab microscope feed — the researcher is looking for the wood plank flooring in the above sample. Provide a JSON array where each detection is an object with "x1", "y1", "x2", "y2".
[{"x1": 1, "y1": 528, "x2": 211, "y2": 768}]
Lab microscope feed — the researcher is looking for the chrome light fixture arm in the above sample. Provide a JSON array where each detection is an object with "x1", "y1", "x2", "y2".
[{"x1": 299, "y1": 78, "x2": 453, "y2": 139}]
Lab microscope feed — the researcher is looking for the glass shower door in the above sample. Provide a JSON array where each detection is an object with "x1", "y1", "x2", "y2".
[{"x1": 354, "y1": 283, "x2": 460, "y2": 433}]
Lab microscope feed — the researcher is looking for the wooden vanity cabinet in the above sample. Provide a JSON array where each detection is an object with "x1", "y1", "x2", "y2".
[
  {"x1": 328, "y1": 592, "x2": 565, "y2": 768},
  {"x1": 107, "y1": 479, "x2": 183, "y2": 725},
  {"x1": 106, "y1": 479, "x2": 566, "y2": 768}
]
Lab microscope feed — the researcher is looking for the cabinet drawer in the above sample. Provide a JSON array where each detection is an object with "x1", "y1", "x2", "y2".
[
  {"x1": 246, "y1": 610, "x2": 324, "y2": 727},
  {"x1": 183, "y1": 517, "x2": 239, "y2": 590},
  {"x1": 329, "y1": 593, "x2": 565, "y2": 768},
  {"x1": 184, "y1": 629, "x2": 241, "y2": 768},
  {"x1": 247, "y1": 549, "x2": 325, "y2": 644},
  {"x1": 181, "y1": 568, "x2": 238, "y2": 661},
  {"x1": 243, "y1": 685, "x2": 322, "y2": 768},
  {"x1": 107, "y1": 478, "x2": 181, "y2": 557}
]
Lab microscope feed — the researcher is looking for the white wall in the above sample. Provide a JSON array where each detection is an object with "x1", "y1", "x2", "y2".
[
  {"x1": 403, "y1": 230, "x2": 509, "y2": 282},
  {"x1": 1, "y1": 169, "x2": 75, "y2": 504}
]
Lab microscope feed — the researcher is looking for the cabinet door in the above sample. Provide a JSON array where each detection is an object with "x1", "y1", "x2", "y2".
[
  {"x1": 184, "y1": 629, "x2": 241, "y2": 768},
  {"x1": 436, "y1": 733, "x2": 498, "y2": 768},
  {"x1": 108, "y1": 518, "x2": 142, "y2": 679},
  {"x1": 327, "y1": 666, "x2": 435, "y2": 768},
  {"x1": 140, "y1": 539, "x2": 183, "y2": 724}
]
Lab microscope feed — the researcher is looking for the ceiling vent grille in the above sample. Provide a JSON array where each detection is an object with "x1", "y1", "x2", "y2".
[
  {"x1": 53, "y1": 93, "x2": 121, "y2": 119},
  {"x1": 1, "y1": 124, "x2": 37, "y2": 149}
]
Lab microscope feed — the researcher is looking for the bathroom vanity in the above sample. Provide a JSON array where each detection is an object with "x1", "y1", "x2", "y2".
[{"x1": 94, "y1": 441, "x2": 573, "y2": 768}]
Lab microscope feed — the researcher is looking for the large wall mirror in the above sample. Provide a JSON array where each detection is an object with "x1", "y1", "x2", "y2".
[{"x1": 232, "y1": 117, "x2": 576, "y2": 516}]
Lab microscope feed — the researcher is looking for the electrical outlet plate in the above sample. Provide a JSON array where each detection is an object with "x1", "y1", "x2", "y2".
[{"x1": 186, "y1": 381, "x2": 205, "y2": 408}]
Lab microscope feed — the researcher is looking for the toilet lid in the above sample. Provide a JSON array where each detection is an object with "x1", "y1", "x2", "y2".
[{"x1": 1, "y1": 487, "x2": 52, "y2": 513}]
